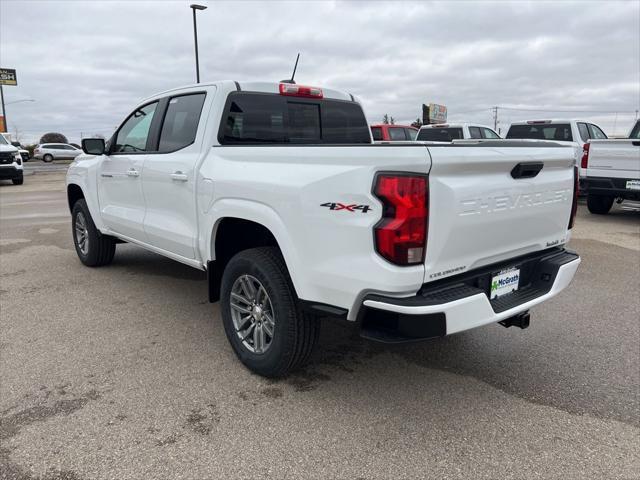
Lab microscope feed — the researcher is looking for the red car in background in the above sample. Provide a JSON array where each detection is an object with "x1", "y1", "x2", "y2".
[{"x1": 370, "y1": 124, "x2": 419, "y2": 141}]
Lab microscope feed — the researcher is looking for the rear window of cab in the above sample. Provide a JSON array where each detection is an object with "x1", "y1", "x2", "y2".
[
  {"x1": 416, "y1": 128, "x2": 463, "y2": 142},
  {"x1": 506, "y1": 124, "x2": 573, "y2": 141},
  {"x1": 219, "y1": 92, "x2": 371, "y2": 144}
]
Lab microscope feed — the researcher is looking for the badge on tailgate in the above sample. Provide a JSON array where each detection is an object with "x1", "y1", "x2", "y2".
[{"x1": 490, "y1": 268, "x2": 520, "y2": 299}]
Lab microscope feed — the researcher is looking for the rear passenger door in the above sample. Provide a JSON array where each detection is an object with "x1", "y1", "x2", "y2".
[{"x1": 142, "y1": 91, "x2": 210, "y2": 259}]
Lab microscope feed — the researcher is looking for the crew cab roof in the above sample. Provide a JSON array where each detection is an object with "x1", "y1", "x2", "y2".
[{"x1": 141, "y1": 80, "x2": 356, "y2": 103}]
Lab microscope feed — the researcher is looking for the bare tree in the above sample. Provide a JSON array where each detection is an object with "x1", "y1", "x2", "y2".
[{"x1": 12, "y1": 125, "x2": 23, "y2": 144}]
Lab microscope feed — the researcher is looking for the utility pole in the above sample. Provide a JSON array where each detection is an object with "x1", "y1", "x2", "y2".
[
  {"x1": 0, "y1": 85, "x2": 7, "y2": 133},
  {"x1": 492, "y1": 106, "x2": 499, "y2": 131}
]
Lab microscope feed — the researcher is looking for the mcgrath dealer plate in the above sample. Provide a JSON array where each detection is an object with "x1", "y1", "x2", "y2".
[{"x1": 490, "y1": 268, "x2": 520, "y2": 300}]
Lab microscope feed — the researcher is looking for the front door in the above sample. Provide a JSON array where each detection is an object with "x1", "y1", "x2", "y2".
[{"x1": 98, "y1": 101, "x2": 159, "y2": 241}]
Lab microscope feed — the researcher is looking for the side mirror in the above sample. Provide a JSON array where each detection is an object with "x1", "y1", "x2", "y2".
[{"x1": 82, "y1": 138, "x2": 106, "y2": 155}]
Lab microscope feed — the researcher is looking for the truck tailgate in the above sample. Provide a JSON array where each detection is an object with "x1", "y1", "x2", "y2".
[
  {"x1": 424, "y1": 142, "x2": 575, "y2": 283},
  {"x1": 587, "y1": 139, "x2": 640, "y2": 179}
]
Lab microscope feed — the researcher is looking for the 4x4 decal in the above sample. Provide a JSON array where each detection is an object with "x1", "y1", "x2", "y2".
[{"x1": 320, "y1": 202, "x2": 372, "y2": 213}]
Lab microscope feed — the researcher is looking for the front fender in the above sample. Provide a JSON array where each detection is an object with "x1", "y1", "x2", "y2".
[{"x1": 66, "y1": 156, "x2": 104, "y2": 231}]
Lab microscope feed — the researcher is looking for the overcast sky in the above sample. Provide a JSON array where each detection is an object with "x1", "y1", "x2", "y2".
[{"x1": 1, "y1": 0, "x2": 639, "y2": 144}]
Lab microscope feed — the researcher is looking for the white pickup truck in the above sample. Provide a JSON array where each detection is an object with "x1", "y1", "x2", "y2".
[
  {"x1": 67, "y1": 80, "x2": 581, "y2": 377},
  {"x1": 582, "y1": 120, "x2": 640, "y2": 214}
]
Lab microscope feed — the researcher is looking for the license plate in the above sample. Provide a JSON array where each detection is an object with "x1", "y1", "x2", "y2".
[
  {"x1": 490, "y1": 268, "x2": 520, "y2": 299},
  {"x1": 626, "y1": 180, "x2": 640, "y2": 191}
]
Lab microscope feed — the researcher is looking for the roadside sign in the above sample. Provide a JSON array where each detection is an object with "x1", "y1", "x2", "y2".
[
  {"x1": 428, "y1": 103, "x2": 447, "y2": 123},
  {"x1": 0, "y1": 68, "x2": 17, "y2": 86}
]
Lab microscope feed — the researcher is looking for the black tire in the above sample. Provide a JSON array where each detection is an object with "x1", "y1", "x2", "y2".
[
  {"x1": 71, "y1": 199, "x2": 116, "y2": 266},
  {"x1": 12, "y1": 175, "x2": 23, "y2": 185},
  {"x1": 587, "y1": 194, "x2": 614, "y2": 215},
  {"x1": 220, "y1": 247, "x2": 319, "y2": 377},
  {"x1": 43, "y1": 154, "x2": 53, "y2": 163}
]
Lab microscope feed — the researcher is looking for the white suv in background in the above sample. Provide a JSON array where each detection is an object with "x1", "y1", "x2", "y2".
[
  {"x1": 34, "y1": 143, "x2": 83, "y2": 162},
  {"x1": 416, "y1": 123, "x2": 501, "y2": 142},
  {"x1": 0, "y1": 133, "x2": 24, "y2": 185}
]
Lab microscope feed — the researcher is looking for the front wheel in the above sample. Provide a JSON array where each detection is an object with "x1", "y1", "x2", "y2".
[
  {"x1": 71, "y1": 199, "x2": 116, "y2": 266},
  {"x1": 12, "y1": 175, "x2": 23, "y2": 185},
  {"x1": 587, "y1": 194, "x2": 614, "y2": 215},
  {"x1": 42, "y1": 154, "x2": 54, "y2": 163},
  {"x1": 220, "y1": 247, "x2": 319, "y2": 377}
]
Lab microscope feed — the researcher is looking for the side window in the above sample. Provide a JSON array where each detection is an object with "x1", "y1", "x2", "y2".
[
  {"x1": 158, "y1": 93, "x2": 206, "y2": 152},
  {"x1": 577, "y1": 123, "x2": 590, "y2": 142},
  {"x1": 371, "y1": 127, "x2": 383, "y2": 141},
  {"x1": 588, "y1": 124, "x2": 607, "y2": 139},
  {"x1": 405, "y1": 128, "x2": 417, "y2": 140},
  {"x1": 469, "y1": 126, "x2": 482, "y2": 139},
  {"x1": 389, "y1": 127, "x2": 406, "y2": 141},
  {"x1": 113, "y1": 101, "x2": 159, "y2": 153},
  {"x1": 482, "y1": 128, "x2": 500, "y2": 139}
]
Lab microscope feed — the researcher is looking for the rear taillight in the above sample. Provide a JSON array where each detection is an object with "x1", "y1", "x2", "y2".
[
  {"x1": 581, "y1": 143, "x2": 590, "y2": 169},
  {"x1": 279, "y1": 83, "x2": 323, "y2": 98},
  {"x1": 373, "y1": 174, "x2": 428, "y2": 265},
  {"x1": 569, "y1": 166, "x2": 578, "y2": 229}
]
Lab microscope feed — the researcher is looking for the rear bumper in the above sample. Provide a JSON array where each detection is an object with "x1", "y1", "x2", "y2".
[
  {"x1": 583, "y1": 176, "x2": 640, "y2": 200},
  {"x1": 0, "y1": 166, "x2": 23, "y2": 180},
  {"x1": 359, "y1": 248, "x2": 580, "y2": 343}
]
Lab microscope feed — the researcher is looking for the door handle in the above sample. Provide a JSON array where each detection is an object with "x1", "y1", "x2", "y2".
[
  {"x1": 126, "y1": 168, "x2": 140, "y2": 177},
  {"x1": 100, "y1": 173, "x2": 113, "y2": 178},
  {"x1": 170, "y1": 171, "x2": 188, "y2": 182}
]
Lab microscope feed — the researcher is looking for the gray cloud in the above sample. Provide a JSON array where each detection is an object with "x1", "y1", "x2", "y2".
[{"x1": 1, "y1": 0, "x2": 638, "y2": 144}]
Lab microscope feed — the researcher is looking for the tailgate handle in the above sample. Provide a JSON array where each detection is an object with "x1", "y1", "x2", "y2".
[{"x1": 511, "y1": 162, "x2": 544, "y2": 179}]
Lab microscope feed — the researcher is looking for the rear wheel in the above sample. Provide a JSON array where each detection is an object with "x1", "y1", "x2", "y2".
[
  {"x1": 220, "y1": 247, "x2": 319, "y2": 377},
  {"x1": 72, "y1": 199, "x2": 116, "y2": 266},
  {"x1": 587, "y1": 194, "x2": 614, "y2": 215},
  {"x1": 43, "y1": 154, "x2": 53, "y2": 163}
]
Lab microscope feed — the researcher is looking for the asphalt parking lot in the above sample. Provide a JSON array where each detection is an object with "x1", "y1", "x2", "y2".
[{"x1": 1, "y1": 170, "x2": 638, "y2": 479}]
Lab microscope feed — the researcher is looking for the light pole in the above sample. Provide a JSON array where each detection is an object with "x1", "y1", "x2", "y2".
[{"x1": 190, "y1": 4, "x2": 207, "y2": 83}]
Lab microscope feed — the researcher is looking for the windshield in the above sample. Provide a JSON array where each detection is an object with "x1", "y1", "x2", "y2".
[
  {"x1": 416, "y1": 128, "x2": 463, "y2": 142},
  {"x1": 506, "y1": 124, "x2": 573, "y2": 141},
  {"x1": 0, "y1": 135, "x2": 8, "y2": 145},
  {"x1": 630, "y1": 121, "x2": 640, "y2": 139}
]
